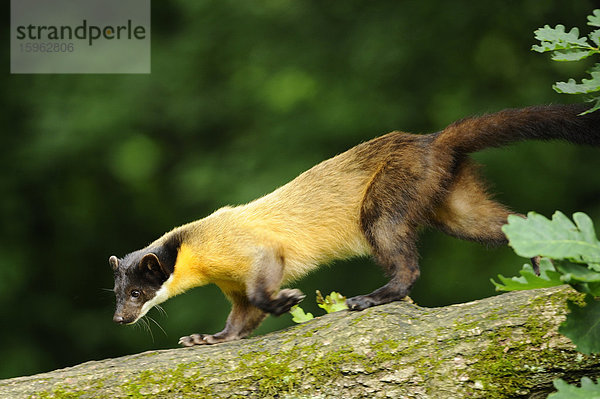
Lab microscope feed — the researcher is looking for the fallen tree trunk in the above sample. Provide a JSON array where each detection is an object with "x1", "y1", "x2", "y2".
[{"x1": 2, "y1": 286, "x2": 599, "y2": 398}]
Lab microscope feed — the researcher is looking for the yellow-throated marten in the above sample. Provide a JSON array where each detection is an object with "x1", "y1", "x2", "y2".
[{"x1": 110, "y1": 104, "x2": 599, "y2": 346}]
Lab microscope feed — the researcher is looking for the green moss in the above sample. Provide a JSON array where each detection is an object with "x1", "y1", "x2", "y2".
[
  {"x1": 562, "y1": 290, "x2": 587, "y2": 308},
  {"x1": 463, "y1": 289, "x2": 590, "y2": 399},
  {"x1": 529, "y1": 286, "x2": 586, "y2": 311},
  {"x1": 118, "y1": 363, "x2": 214, "y2": 398},
  {"x1": 31, "y1": 377, "x2": 109, "y2": 399},
  {"x1": 236, "y1": 349, "x2": 299, "y2": 396},
  {"x1": 235, "y1": 344, "x2": 364, "y2": 396},
  {"x1": 453, "y1": 319, "x2": 480, "y2": 333},
  {"x1": 311, "y1": 347, "x2": 364, "y2": 381},
  {"x1": 348, "y1": 313, "x2": 369, "y2": 326},
  {"x1": 368, "y1": 337, "x2": 415, "y2": 366},
  {"x1": 228, "y1": 342, "x2": 384, "y2": 397},
  {"x1": 485, "y1": 311, "x2": 501, "y2": 322},
  {"x1": 466, "y1": 327, "x2": 539, "y2": 397},
  {"x1": 33, "y1": 362, "x2": 216, "y2": 399},
  {"x1": 33, "y1": 389, "x2": 85, "y2": 399},
  {"x1": 369, "y1": 338, "x2": 401, "y2": 363},
  {"x1": 237, "y1": 352, "x2": 299, "y2": 396}
]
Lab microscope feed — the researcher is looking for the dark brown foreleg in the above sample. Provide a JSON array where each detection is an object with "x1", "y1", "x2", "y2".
[
  {"x1": 179, "y1": 290, "x2": 266, "y2": 346},
  {"x1": 245, "y1": 246, "x2": 306, "y2": 316},
  {"x1": 179, "y1": 247, "x2": 306, "y2": 346}
]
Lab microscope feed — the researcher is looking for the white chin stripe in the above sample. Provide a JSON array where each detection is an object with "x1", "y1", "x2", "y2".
[{"x1": 133, "y1": 276, "x2": 172, "y2": 323}]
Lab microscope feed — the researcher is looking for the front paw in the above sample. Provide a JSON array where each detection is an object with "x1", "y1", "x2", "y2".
[
  {"x1": 178, "y1": 333, "x2": 229, "y2": 347},
  {"x1": 270, "y1": 288, "x2": 306, "y2": 316}
]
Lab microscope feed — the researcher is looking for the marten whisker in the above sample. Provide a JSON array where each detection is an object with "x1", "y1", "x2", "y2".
[{"x1": 146, "y1": 315, "x2": 167, "y2": 337}]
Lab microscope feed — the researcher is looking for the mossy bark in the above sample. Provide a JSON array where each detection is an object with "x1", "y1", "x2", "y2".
[{"x1": 2, "y1": 286, "x2": 599, "y2": 398}]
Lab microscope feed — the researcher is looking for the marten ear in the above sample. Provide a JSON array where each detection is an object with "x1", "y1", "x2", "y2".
[
  {"x1": 109, "y1": 256, "x2": 119, "y2": 271},
  {"x1": 139, "y1": 253, "x2": 169, "y2": 278}
]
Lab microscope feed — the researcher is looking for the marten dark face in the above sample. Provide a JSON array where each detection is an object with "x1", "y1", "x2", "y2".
[{"x1": 109, "y1": 251, "x2": 171, "y2": 325}]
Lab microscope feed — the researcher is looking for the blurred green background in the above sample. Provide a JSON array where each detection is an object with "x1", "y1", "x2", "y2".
[{"x1": 2, "y1": 0, "x2": 600, "y2": 379}]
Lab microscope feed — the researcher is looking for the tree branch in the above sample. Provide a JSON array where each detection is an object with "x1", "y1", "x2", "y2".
[{"x1": 2, "y1": 286, "x2": 599, "y2": 398}]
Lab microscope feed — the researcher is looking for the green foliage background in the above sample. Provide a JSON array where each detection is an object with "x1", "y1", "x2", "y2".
[{"x1": 2, "y1": 0, "x2": 600, "y2": 379}]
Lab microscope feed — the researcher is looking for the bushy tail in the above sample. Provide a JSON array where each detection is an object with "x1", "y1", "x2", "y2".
[{"x1": 433, "y1": 104, "x2": 600, "y2": 155}]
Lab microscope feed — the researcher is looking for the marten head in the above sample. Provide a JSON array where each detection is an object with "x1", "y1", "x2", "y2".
[
  {"x1": 109, "y1": 252, "x2": 171, "y2": 324},
  {"x1": 109, "y1": 235, "x2": 180, "y2": 325},
  {"x1": 109, "y1": 254, "x2": 170, "y2": 324}
]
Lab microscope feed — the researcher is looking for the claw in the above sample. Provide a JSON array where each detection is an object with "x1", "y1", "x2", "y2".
[{"x1": 179, "y1": 333, "x2": 210, "y2": 346}]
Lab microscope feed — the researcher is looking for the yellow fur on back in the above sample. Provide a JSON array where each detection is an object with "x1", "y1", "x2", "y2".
[
  {"x1": 162, "y1": 144, "x2": 376, "y2": 296},
  {"x1": 236, "y1": 150, "x2": 373, "y2": 282}
]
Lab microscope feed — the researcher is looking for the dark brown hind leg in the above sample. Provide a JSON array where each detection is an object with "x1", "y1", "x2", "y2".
[
  {"x1": 347, "y1": 218, "x2": 420, "y2": 310},
  {"x1": 430, "y1": 159, "x2": 541, "y2": 274},
  {"x1": 348, "y1": 159, "x2": 428, "y2": 311}
]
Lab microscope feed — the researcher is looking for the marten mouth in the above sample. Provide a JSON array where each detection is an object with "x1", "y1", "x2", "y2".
[{"x1": 113, "y1": 313, "x2": 138, "y2": 325}]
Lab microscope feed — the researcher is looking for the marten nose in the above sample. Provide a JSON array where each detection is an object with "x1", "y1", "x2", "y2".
[{"x1": 113, "y1": 315, "x2": 125, "y2": 324}]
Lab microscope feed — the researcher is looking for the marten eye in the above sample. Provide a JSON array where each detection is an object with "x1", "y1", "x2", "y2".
[{"x1": 130, "y1": 289, "x2": 141, "y2": 298}]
